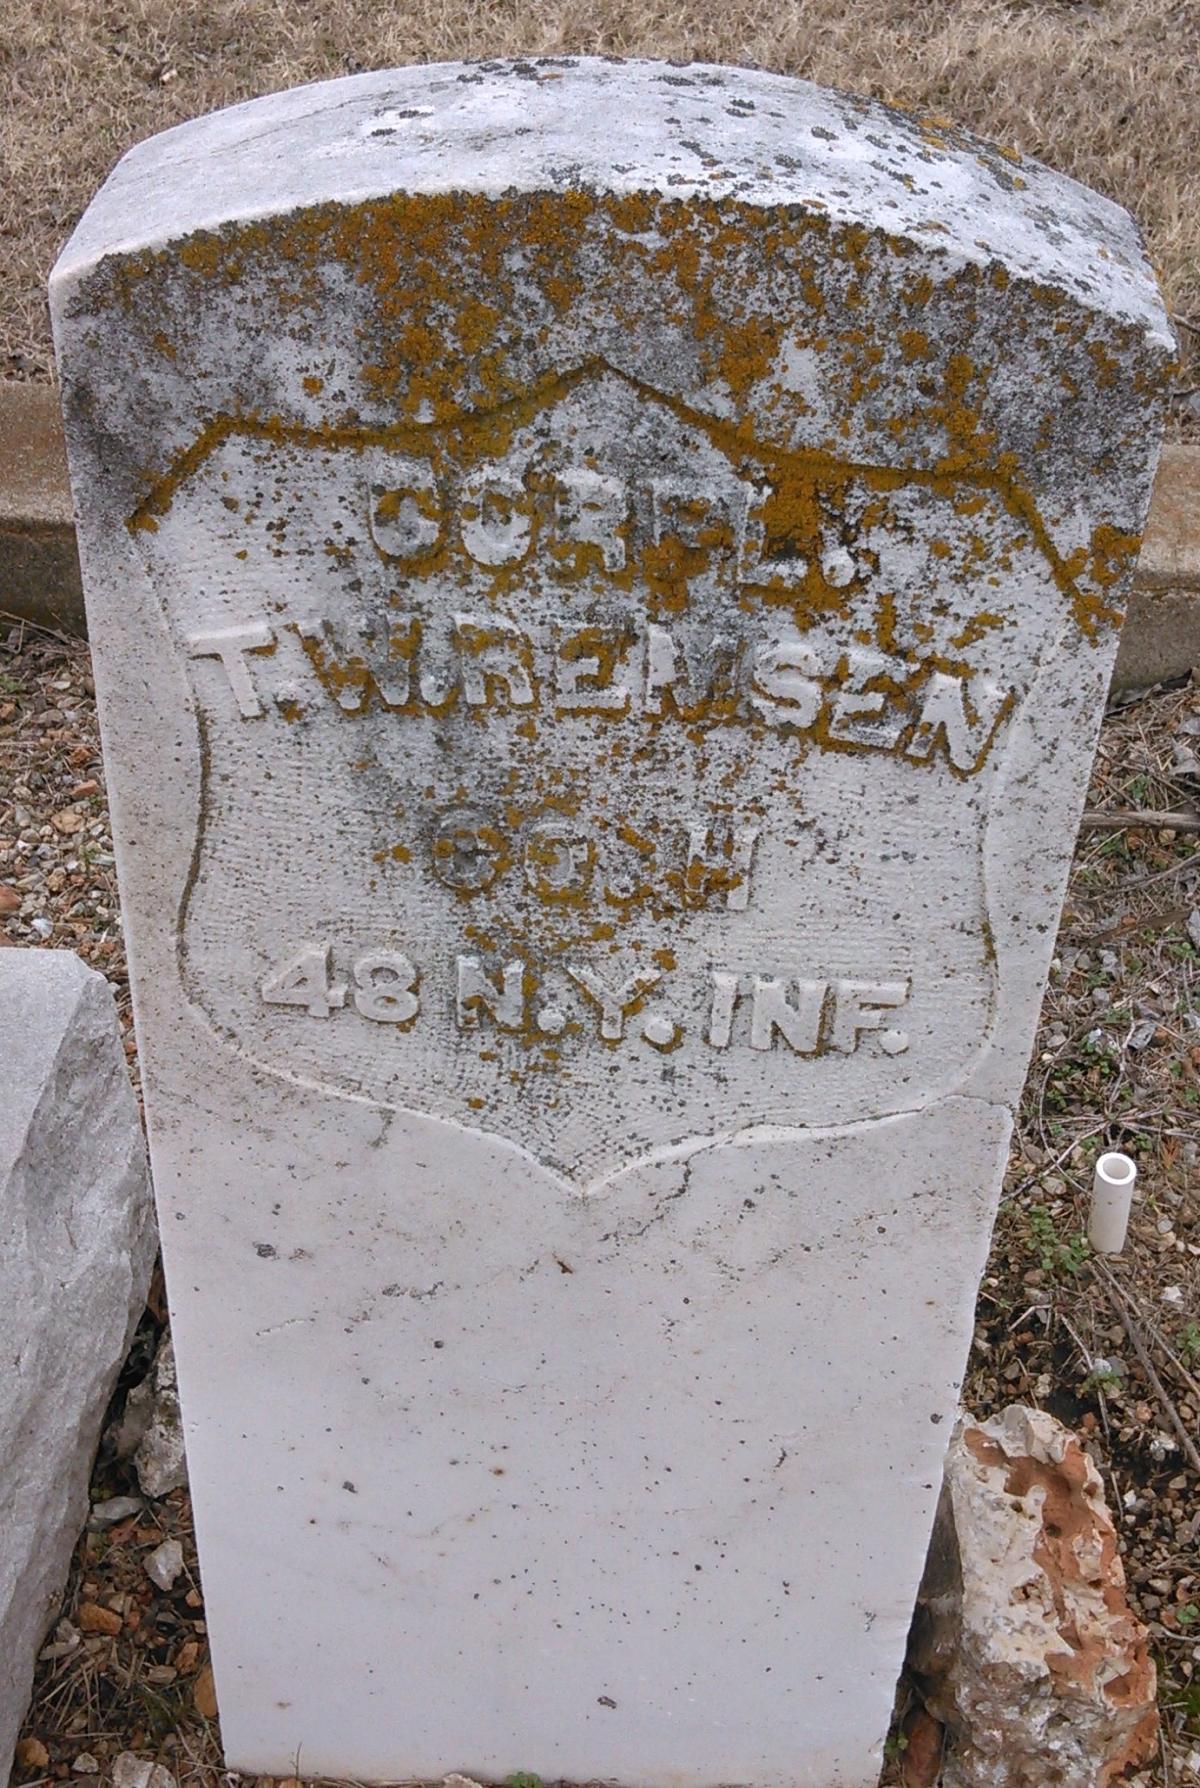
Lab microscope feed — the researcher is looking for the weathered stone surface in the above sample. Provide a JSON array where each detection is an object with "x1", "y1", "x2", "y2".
[
  {"x1": 1113, "y1": 447, "x2": 1200, "y2": 685},
  {"x1": 132, "y1": 1337, "x2": 188, "y2": 1499},
  {"x1": 1114, "y1": 588, "x2": 1200, "y2": 688},
  {"x1": 0, "y1": 949, "x2": 155, "y2": 1783},
  {"x1": 6, "y1": 376, "x2": 1195, "y2": 681},
  {"x1": 51, "y1": 58, "x2": 1170, "y2": 1788},
  {"x1": 1133, "y1": 443, "x2": 1200, "y2": 595},
  {"x1": 910, "y1": 1406, "x2": 1158, "y2": 1788}
]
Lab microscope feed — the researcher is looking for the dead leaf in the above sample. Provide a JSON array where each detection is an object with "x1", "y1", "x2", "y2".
[
  {"x1": 77, "y1": 1601, "x2": 122, "y2": 1636},
  {"x1": 193, "y1": 1665, "x2": 218, "y2": 1720}
]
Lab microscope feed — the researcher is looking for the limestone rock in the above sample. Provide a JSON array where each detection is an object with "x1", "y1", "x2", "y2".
[
  {"x1": 910, "y1": 1405, "x2": 1157, "y2": 1788},
  {"x1": 0, "y1": 950, "x2": 156, "y2": 1785},
  {"x1": 133, "y1": 1337, "x2": 188, "y2": 1499}
]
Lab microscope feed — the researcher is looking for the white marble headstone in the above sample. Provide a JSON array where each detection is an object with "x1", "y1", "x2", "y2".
[{"x1": 52, "y1": 59, "x2": 1171, "y2": 1788}]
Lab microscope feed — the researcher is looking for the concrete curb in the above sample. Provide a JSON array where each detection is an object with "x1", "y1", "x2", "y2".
[
  {"x1": 1, "y1": 384, "x2": 84, "y2": 634},
  {"x1": 2, "y1": 381, "x2": 1198, "y2": 685}
]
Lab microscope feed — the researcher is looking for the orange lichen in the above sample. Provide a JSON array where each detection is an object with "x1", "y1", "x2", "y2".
[{"x1": 100, "y1": 182, "x2": 1168, "y2": 665}]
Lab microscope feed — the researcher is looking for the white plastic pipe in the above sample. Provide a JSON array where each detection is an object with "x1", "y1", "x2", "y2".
[{"x1": 1089, "y1": 1152, "x2": 1137, "y2": 1255}]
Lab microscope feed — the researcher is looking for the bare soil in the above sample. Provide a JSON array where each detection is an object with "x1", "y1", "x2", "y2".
[
  {"x1": 2, "y1": 0, "x2": 1200, "y2": 387},
  {"x1": 1, "y1": 616, "x2": 1199, "y2": 1784}
]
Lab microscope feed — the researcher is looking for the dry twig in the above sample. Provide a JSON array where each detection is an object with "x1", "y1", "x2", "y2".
[
  {"x1": 1080, "y1": 810, "x2": 1200, "y2": 835},
  {"x1": 1094, "y1": 1259, "x2": 1200, "y2": 1477}
]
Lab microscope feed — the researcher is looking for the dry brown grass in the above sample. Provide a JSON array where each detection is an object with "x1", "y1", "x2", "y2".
[{"x1": 1, "y1": 0, "x2": 1198, "y2": 376}]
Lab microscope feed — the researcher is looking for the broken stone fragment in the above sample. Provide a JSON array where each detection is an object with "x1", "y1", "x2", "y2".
[
  {"x1": 111, "y1": 1752, "x2": 178, "y2": 1788},
  {"x1": 144, "y1": 1537, "x2": 185, "y2": 1591},
  {"x1": 909, "y1": 1404, "x2": 1157, "y2": 1788},
  {"x1": 133, "y1": 1336, "x2": 188, "y2": 1499},
  {"x1": 88, "y1": 1494, "x2": 143, "y2": 1528},
  {"x1": 0, "y1": 950, "x2": 156, "y2": 1786}
]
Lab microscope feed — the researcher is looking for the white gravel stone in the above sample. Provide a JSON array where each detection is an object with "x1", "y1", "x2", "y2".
[
  {"x1": 0, "y1": 950, "x2": 155, "y2": 1785},
  {"x1": 89, "y1": 1495, "x2": 143, "y2": 1528},
  {"x1": 112, "y1": 1754, "x2": 178, "y2": 1788},
  {"x1": 52, "y1": 56, "x2": 1170, "y2": 1788},
  {"x1": 143, "y1": 1538, "x2": 185, "y2": 1591}
]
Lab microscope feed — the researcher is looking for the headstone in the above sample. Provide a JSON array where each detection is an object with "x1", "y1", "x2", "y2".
[
  {"x1": 51, "y1": 58, "x2": 1171, "y2": 1787},
  {"x1": 1, "y1": 950, "x2": 155, "y2": 1782}
]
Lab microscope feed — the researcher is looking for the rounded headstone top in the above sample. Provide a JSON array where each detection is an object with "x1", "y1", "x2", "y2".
[{"x1": 54, "y1": 57, "x2": 1168, "y2": 342}]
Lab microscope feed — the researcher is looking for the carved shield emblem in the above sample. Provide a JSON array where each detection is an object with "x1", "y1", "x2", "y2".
[{"x1": 136, "y1": 365, "x2": 1075, "y2": 1187}]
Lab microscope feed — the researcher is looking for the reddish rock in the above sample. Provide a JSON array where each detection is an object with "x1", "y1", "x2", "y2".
[
  {"x1": 909, "y1": 1405, "x2": 1157, "y2": 1788},
  {"x1": 900, "y1": 1706, "x2": 945, "y2": 1788}
]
